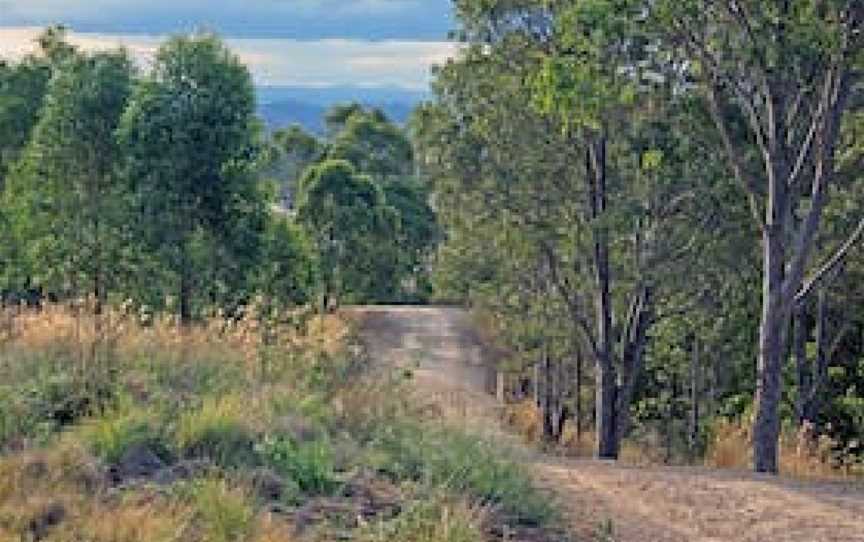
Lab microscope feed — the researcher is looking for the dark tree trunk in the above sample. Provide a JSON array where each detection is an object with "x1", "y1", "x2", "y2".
[
  {"x1": 575, "y1": 350, "x2": 583, "y2": 443},
  {"x1": 180, "y1": 267, "x2": 192, "y2": 326},
  {"x1": 596, "y1": 361, "x2": 618, "y2": 458},
  {"x1": 587, "y1": 136, "x2": 619, "y2": 459},
  {"x1": 754, "y1": 227, "x2": 787, "y2": 473},
  {"x1": 803, "y1": 287, "x2": 829, "y2": 426},
  {"x1": 793, "y1": 303, "x2": 811, "y2": 426},
  {"x1": 689, "y1": 335, "x2": 700, "y2": 456},
  {"x1": 664, "y1": 371, "x2": 677, "y2": 464}
]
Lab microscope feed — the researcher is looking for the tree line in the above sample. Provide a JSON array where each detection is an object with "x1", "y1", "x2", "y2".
[
  {"x1": 416, "y1": 0, "x2": 864, "y2": 474},
  {"x1": 0, "y1": 28, "x2": 437, "y2": 322}
]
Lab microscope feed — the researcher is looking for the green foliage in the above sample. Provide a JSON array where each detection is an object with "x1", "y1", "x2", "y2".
[
  {"x1": 296, "y1": 159, "x2": 395, "y2": 304},
  {"x1": 256, "y1": 216, "x2": 318, "y2": 308},
  {"x1": 365, "y1": 417, "x2": 551, "y2": 524},
  {"x1": 0, "y1": 360, "x2": 117, "y2": 448},
  {"x1": 360, "y1": 494, "x2": 485, "y2": 542},
  {"x1": 184, "y1": 479, "x2": 256, "y2": 542},
  {"x1": 118, "y1": 33, "x2": 264, "y2": 322},
  {"x1": 4, "y1": 47, "x2": 135, "y2": 301},
  {"x1": 255, "y1": 434, "x2": 337, "y2": 495},
  {"x1": 174, "y1": 397, "x2": 257, "y2": 467},
  {"x1": 79, "y1": 407, "x2": 167, "y2": 464}
]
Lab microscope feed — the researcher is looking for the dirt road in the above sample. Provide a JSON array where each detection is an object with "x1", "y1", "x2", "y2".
[{"x1": 349, "y1": 306, "x2": 864, "y2": 542}]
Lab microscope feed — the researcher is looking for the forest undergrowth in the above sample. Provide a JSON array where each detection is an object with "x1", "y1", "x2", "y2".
[{"x1": 504, "y1": 400, "x2": 864, "y2": 480}]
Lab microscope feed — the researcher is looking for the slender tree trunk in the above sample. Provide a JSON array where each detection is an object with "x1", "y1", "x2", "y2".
[
  {"x1": 587, "y1": 135, "x2": 618, "y2": 459},
  {"x1": 689, "y1": 335, "x2": 700, "y2": 457},
  {"x1": 615, "y1": 287, "x2": 653, "y2": 444},
  {"x1": 596, "y1": 361, "x2": 618, "y2": 458},
  {"x1": 575, "y1": 350, "x2": 583, "y2": 444},
  {"x1": 533, "y1": 362, "x2": 541, "y2": 408},
  {"x1": 664, "y1": 371, "x2": 676, "y2": 464},
  {"x1": 541, "y1": 350, "x2": 556, "y2": 441},
  {"x1": 793, "y1": 303, "x2": 811, "y2": 426},
  {"x1": 753, "y1": 227, "x2": 787, "y2": 473},
  {"x1": 180, "y1": 259, "x2": 192, "y2": 327},
  {"x1": 805, "y1": 287, "x2": 829, "y2": 426}
]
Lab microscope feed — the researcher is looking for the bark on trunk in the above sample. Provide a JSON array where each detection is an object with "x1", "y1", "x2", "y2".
[
  {"x1": 180, "y1": 267, "x2": 192, "y2": 326},
  {"x1": 689, "y1": 335, "x2": 700, "y2": 456},
  {"x1": 753, "y1": 228, "x2": 787, "y2": 473},
  {"x1": 596, "y1": 361, "x2": 618, "y2": 458},
  {"x1": 575, "y1": 350, "x2": 583, "y2": 443},
  {"x1": 794, "y1": 303, "x2": 811, "y2": 426},
  {"x1": 587, "y1": 135, "x2": 619, "y2": 459}
]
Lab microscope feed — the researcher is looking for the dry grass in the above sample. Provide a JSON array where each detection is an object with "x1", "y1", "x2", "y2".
[
  {"x1": 1, "y1": 301, "x2": 345, "y2": 362},
  {"x1": 503, "y1": 401, "x2": 863, "y2": 480},
  {"x1": 705, "y1": 420, "x2": 864, "y2": 478}
]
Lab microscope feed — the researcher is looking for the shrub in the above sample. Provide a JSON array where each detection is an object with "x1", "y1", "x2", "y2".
[
  {"x1": 255, "y1": 435, "x2": 337, "y2": 496},
  {"x1": 367, "y1": 418, "x2": 550, "y2": 524},
  {"x1": 0, "y1": 366, "x2": 116, "y2": 448},
  {"x1": 186, "y1": 479, "x2": 256, "y2": 542},
  {"x1": 174, "y1": 397, "x2": 257, "y2": 467},
  {"x1": 360, "y1": 494, "x2": 486, "y2": 542},
  {"x1": 78, "y1": 408, "x2": 167, "y2": 464}
]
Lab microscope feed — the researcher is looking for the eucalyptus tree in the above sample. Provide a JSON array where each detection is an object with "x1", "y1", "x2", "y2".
[
  {"x1": 4, "y1": 48, "x2": 135, "y2": 310},
  {"x1": 423, "y1": 0, "x2": 733, "y2": 458},
  {"x1": 118, "y1": 34, "x2": 264, "y2": 324},
  {"x1": 0, "y1": 27, "x2": 76, "y2": 293},
  {"x1": 657, "y1": 0, "x2": 864, "y2": 473},
  {"x1": 278, "y1": 105, "x2": 438, "y2": 303},
  {"x1": 295, "y1": 159, "x2": 397, "y2": 307},
  {"x1": 262, "y1": 124, "x2": 323, "y2": 208}
]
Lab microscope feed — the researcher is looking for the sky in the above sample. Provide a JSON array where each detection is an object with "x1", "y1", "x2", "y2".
[{"x1": 0, "y1": 1, "x2": 459, "y2": 90}]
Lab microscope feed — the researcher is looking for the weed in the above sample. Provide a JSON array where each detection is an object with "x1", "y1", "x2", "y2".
[
  {"x1": 174, "y1": 396, "x2": 258, "y2": 467},
  {"x1": 185, "y1": 479, "x2": 256, "y2": 542},
  {"x1": 255, "y1": 435, "x2": 337, "y2": 496},
  {"x1": 78, "y1": 407, "x2": 167, "y2": 464},
  {"x1": 360, "y1": 494, "x2": 486, "y2": 542}
]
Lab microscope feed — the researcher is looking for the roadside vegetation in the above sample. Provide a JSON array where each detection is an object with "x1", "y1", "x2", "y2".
[
  {"x1": 420, "y1": 0, "x2": 864, "y2": 478},
  {"x1": 0, "y1": 305, "x2": 565, "y2": 542}
]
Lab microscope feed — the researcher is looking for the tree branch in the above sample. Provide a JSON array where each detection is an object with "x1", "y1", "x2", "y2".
[{"x1": 795, "y1": 217, "x2": 864, "y2": 305}]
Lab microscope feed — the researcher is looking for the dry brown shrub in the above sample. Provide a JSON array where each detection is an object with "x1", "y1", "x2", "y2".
[{"x1": 705, "y1": 419, "x2": 863, "y2": 479}]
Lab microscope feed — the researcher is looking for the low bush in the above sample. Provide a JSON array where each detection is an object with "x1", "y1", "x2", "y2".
[
  {"x1": 174, "y1": 396, "x2": 259, "y2": 467},
  {"x1": 184, "y1": 479, "x2": 256, "y2": 542},
  {"x1": 255, "y1": 435, "x2": 337, "y2": 496},
  {"x1": 360, "y1": 493, "x2": 486, "y2": 542},
  {"x1": 78, "y1": 407, "x2": 167, "y2": 464}
]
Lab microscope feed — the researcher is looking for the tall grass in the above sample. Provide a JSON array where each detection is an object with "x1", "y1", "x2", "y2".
[{"x1": 705, "y1": 419, "x2": 864, "y2": 478}]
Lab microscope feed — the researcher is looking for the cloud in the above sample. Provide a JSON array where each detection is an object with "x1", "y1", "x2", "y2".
[
  {"x1": 0, "y1": 27, "x2": 458, "y2": 90},
  {"x1": 0, "y1": 0, "x2": 453, "y2": 40}
]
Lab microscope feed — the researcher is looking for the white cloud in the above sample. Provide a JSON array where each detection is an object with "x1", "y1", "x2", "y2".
[{"x1": 0, "y1": 26, "x2": 458, "y2": 90}]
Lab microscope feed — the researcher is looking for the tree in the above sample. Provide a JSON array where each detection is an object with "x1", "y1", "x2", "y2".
[
  {"x1": 658, "y1": 0, "x2": 864, "y2": 473},
  {"x1": 262, "y1": 124, "x2": 322, "y2": 208},
  {"x1": 0, "y1": 27, "x2": 77, "y2": 294},
  {"x1": 328, "y1": 108, "x2": 414, "y2": 180},
  {"x1": 118, "y1": 33, "x2": 263, "y2": 324},
  {"x1": 295, "y1": 159, "x2": 395, "y2": 307},
  {"x1": 423, "y1": 0, "x2": 734, "y2": 459},
  {"x1": 4, "y1": 48, "x2": 135, "y2": 310},
  {"x1": 256, "y1": 215, "x2": 317, "y2": 309}
]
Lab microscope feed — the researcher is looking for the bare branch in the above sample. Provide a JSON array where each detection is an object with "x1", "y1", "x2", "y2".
[{"x1": 795, "y1": 217, "x2": 864, "y2": 305}]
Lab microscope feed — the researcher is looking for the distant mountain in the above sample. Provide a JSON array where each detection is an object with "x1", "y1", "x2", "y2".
[{"x1": 255, "y1": 85, "x2": 429, "y2": 133}]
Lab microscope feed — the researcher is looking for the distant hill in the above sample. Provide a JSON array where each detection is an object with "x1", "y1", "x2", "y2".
[{"x1": 256, "y1": 85, "x2": 429, "y2": 133}]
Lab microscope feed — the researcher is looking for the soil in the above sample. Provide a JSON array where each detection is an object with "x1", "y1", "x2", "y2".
[{"x1": 348, "y1": 305, "x2": 864, "y2": 542}]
